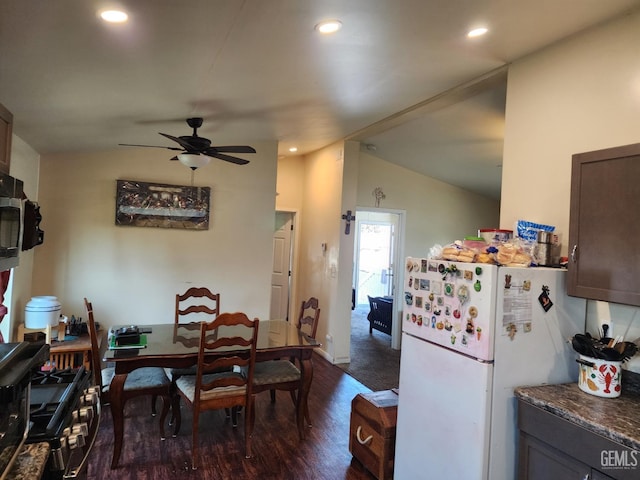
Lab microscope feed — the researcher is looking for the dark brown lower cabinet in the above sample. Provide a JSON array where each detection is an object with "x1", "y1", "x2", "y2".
[{"x1": 518, "y1": 400, "x2": 636, "y2": 480}]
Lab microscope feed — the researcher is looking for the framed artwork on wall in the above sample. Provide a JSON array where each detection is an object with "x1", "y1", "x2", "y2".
[{"x1": 115, "y1": 179, "x2": 211, "y2": 230}]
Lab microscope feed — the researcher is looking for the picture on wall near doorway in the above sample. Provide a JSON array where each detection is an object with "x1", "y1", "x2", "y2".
[{"x1": 115, "y1": 179, "x2": 211, "y2": 230}]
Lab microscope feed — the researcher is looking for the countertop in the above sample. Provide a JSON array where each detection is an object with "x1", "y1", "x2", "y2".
[
  {"x1": 515, "y1": 371, "x2": 640, "y2": 451},
  {"x1": 5, "y1": 442, "x2": 49, "y2": 480}
]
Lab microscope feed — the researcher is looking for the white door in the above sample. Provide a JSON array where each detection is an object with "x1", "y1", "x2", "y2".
[{"x1": 270, "y1": 212, "x2": 293, "y2": 320}]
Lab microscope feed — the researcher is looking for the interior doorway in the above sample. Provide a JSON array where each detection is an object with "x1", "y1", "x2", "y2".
[
  {"x1": 270, "y1": 211, "x2": 294, "y2": 321},
  {"x1": 353, "y1": 209, "x2": 404, "y2": 350}
]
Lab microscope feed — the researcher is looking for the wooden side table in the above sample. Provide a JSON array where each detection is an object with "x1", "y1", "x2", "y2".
[
  {"x1": 17, "y1": 324, "x2": 103, "y2": 371},
  {"x1": 49, "y1": 331, "x2": 103, "y2": 370}
]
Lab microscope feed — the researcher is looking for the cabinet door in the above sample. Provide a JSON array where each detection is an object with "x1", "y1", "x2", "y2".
[
  {"x1": 519, "y1": 432, "x2": 591, "y2": 480},
  {"x1": 568, "y1": 143, "x2": 640, "y2": 306},
  {"x1": 592, "y1": 470, "x2": 617, "y2": 480},
  {"x1": 0, "y1": 102, "x2": 12, "y2": 175}
]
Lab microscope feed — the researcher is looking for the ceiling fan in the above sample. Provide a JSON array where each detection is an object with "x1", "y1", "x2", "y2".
[{"x1": 119, "y1": 117, "x2": 255, "y2": 168}]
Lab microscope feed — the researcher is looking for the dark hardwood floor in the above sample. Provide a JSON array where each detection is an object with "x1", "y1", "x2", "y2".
[{"x1": 84, "y1": 354, "x2": 380, "y2": 479}]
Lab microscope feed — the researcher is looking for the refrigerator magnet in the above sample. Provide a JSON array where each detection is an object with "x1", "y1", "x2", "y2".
[
  {"x1": 405, "y1": 292, "x2": 413, "y2": 305},
  {"x1": 538, "y1": 286, "x2": 553, "y2": 312},
  {"x1": 457, "y1": 285, "x2": 469, "y2": 304},
  {"x1": 444, "y1": 283, "x2": 454, "y2": 296},
  {"x1": 465, "y1": 319, "x2": 475, "y2": 334}
]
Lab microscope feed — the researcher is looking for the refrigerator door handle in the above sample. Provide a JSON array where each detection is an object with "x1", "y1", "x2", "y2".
[{"x1": 356, "y1": 426, "x2": 373, "y2": 445}]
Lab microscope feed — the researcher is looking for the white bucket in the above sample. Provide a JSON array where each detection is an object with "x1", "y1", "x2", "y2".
[
  {"x1": 577, "y1": 355, "x2": 622, "y2": 398},
  {"x1": 25, "y1": 296, "x2": 62, "y2": 329}
]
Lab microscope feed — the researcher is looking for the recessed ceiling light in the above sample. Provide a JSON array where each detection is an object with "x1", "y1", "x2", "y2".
[
  {"x1": 289, "y1": 147, "x2": 298, "y2": 153},
  {"x1": 315, "y1": 20, "x2": 342, "y2": 34},
  {"x1": 100, "y1": 10, "x2": 128, "y2": 23},
  {"x1": 467, "y1": 27, "x2": 488, "y2": 38}
]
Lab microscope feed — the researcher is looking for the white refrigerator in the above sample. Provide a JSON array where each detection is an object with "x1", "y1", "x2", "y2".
[{"x1": 394, "y1": 258, "x2": 586, "y2": 480}]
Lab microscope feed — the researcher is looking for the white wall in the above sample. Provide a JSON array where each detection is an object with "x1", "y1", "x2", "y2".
[
  {"x1": 30, "y1": 143, "x2": 277, "y2": 332},
  {"x1": 501, "y1": 10, "x2": 640, "y2": 372},
  {"x1": 357, "y1": 151, "x2": 500, "y2": 257},
  {"x1": 295, "y1": 141, "x2": 349, "y2": 362}
]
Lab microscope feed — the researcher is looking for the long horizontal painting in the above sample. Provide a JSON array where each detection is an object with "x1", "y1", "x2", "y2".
[{"x1": 115, "y1": 180, "x2": 210, "y2": 230}]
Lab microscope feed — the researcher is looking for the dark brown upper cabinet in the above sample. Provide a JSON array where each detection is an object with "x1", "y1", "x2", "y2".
[
  {"x1": 568, "y1": 143, "x2": 640, "y2": 306},
  {"x1": 0, "y1": 103, "x2": 12, "y2": 175}
]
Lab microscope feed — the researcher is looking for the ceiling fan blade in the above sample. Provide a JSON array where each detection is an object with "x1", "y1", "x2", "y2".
[
  {"x1": 159, "y1": 132, "x2": 197, "y2": 151},
  {"x1": 119, "y1": 143, "x2": 183, "y2": 151},
  {"x1": 209, "y1": 152, "x2": 250, "y2": 165},
  {"x1": 211, "y1": 145, "x2": 256, "y2": 154}
]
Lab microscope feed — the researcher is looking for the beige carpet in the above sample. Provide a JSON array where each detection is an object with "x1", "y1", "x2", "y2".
[{"x1": 336, "y1": 306, "x2": 401, "y2": 392}]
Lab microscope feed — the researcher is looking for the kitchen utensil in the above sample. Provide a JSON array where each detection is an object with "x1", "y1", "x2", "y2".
[{"x1": 619, "y1": 341, "x2": 639, "y2": 362}]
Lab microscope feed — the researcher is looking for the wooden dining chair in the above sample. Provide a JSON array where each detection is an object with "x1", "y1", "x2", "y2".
[
  {"x1": 175, "y1": 287, "x2": 220, "y2": 324},
  {"x1": 158, "y1": 287, "x2": 222, "y2": 412},
  {"x1": 252, "y1": 296, "x2": 320, "y2": 428},
  {"x1": 84, "y1": 298, "x2": 172, "y2": 439},
  {"x1": 171, "y1": 312, "x2": 260, "y2": 468}
]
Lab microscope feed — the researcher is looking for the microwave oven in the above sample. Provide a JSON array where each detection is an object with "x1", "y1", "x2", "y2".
[{"x1": 0, "y1": 173, "x2": 23, "y2": 272}]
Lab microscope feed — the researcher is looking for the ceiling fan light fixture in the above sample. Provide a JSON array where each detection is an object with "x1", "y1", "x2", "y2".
[{"x1": 178, "y1": 153, "x2": 211, "y2": 170}]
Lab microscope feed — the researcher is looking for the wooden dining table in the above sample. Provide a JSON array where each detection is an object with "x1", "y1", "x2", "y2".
[{"x1": 103, "y1": 319, "x2": 320, "y2": 468}]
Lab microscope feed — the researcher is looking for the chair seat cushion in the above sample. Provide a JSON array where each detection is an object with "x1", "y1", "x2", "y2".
[
  {"x1": 175, "y1": 372, "x2": 246, "y2": 402},
  {"x1": 102, "y1": 366, "x2": 170, "y2": 394},
  {"x1": 164, "y1": 366, "x2": 198, "y2": 381},
  {"x1": 253, "y1": 360, "x2": 301, "y2": 386}
]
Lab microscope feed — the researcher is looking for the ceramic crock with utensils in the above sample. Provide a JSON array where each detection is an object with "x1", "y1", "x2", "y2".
[
  {"x1": 571, "y1": 332, "x2": 638, "y2": 398},
  {"x1": 577, "y1": 355, "x2": 622, "y2": 398}
]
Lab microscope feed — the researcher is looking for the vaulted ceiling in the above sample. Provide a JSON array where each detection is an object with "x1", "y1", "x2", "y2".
[{"x1": 1, "y1": 0, "x2": 638, "y2": 199}]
